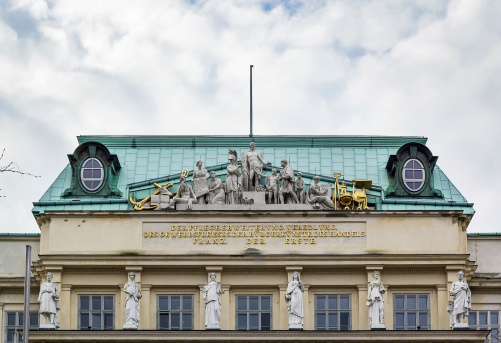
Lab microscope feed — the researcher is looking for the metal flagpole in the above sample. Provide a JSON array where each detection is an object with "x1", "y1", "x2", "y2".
[
  {"x1": 250, "y1": 65, "x2": 253, "y2": 137},
  {"x1": 23, "y1": 245, "x2": 31, "y2": 343}
]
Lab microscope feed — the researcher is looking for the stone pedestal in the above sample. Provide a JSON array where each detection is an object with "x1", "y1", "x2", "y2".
[
  {"x1": 289, "y1": 323, "x2": 303, "y2": 330},
  {"x1": 39, "y1": 323, "x2": 57, "y2": 330},
  {"x1": 371, "y1": 323, "x2": 386, "y2": 331},
  {"x1": 453, "y1": 323, "x2": 470, "y2": 330}
]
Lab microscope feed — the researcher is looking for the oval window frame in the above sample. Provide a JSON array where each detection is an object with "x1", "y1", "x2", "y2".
[
  {"x1": 80, "y1": 158, "x2": 105, "y2": 192},
  {"x1": 402, "y1": 158, "x2": 426, "y2": 192}
]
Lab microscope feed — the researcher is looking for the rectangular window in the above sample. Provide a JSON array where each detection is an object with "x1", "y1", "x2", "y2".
[
  {"x1": 78, "y1": 295, "x2": 114, "y2": 330},
  {"x1": 394, "y1": 294, "x2": 430, "y2": 330},
  {"x1": 5, "y1": 311, "x2": 39, "y2": 343},
  {"x1": 235, "y1": 295, "x2": 272, "y2": 330},
  {"x1": 157, "y1": 295, "x2": 194, "y2": 330},
  {"x1": 315, "y1": 294, "x2": 351, "y2": 330},
  {"x1": 469, "y1": 311, "x2": 500, "y2": 343}
]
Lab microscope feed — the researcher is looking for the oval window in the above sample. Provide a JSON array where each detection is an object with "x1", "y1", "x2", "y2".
[
  {"x1": 402, "y1": 159, "x2": 425, "y2": 192},
  {"x1": 80, "y1": 158, "x2": 104, "y2": 191}
]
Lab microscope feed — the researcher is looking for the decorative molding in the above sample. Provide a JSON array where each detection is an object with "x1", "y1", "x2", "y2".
[
  {"x1": 224, "y1": 269, "x2": 286, "y2": 274},
  {"x1": 142, "y1": 269, "x2": 205, "y2": 274},
  {"x1": 471, "y1": 288, "x2": 501, "y2": 294},
  {"x1": 384, "y1": 269, "x2": 444, "y2": 274},
  {"x1": 2, "y1": 288, "x2": 40, "y2": 294},
  {"x1": 64, "y1": 269, "x2": 125, "y2": 274},
  {"x1": 304, "y1": 268, "x2": 364, "y2": 274}
]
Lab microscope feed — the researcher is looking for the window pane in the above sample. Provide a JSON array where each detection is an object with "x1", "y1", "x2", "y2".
[
  {"x1": 7, "y1": 313, "x2": 16, "y2": 326},
  {"x1": 328, "y1": 312, "x2": 338, "y2": 330},
  {"x1": 340, "y1": 311, "x2": 350, "y2": 328},
  {"x1": 80, "y1": 313, "x2": 89, "y2": 329},
  {"x1": 30, "y1": 313, "x2": 39, "y2": 326},
  {"x1": 261, "y1": 312, "x2": 271, "y2": 329},
  {"x1": 83, "y1": 169, "x2": 92, "y2": 178},
  {"x1": 237, "y1": 314, "x2": 247, "y2": 330},
  {"x1": 479, "y1": 312, "x2": 488, "y2": 325},
  {"x1": 159, "y1": 313, "x2": 169, "y2": 329},
  {"x1": 469, "y1": 312, "x2": 477, "y2": 326},
  {"x1": 316, "y1": 295, "x2": 326, "y2": 310},
  {"x1": 414, "y1": 170, "x2": 423, "y2": 179},
  {"x1": 328, "y1": 296, "x2": 337, "y2": 310},
  {"x1": 182, "y1": 296, "x2": 193, "y2": 311},
  {"x1": 261, "y1": 296, "x2": 271, "y2": 311},
  {"x1": 395, "y1": 312, "x2": 404, "y2": 327},
  {"x1": 92, "y1": 296, "x2": 102, "y2": 310},
  {"x1": 171, "y1": 296, "x2": 181, "y2": 311},
  {"x1": 317, "y1": 313, "x2": 326, "y2": 328},
  {"x1": 407, "y1": 312, "x2": 416, "y2": 329},
  {"x1": 84, "y1": 160, "x2": 93, "y2": 168},
  {"x1": 419, "y1": 312, "x2": 428, "y2": 327},
  {"x1": 237, "y1": 296, "x2": 247, "y2": 311},
  {"x1": 92, "y1": 313, "x2": 101, "y2": 329},
  {"x1": 183, "y1": 313, "x2": 193, "y2": 329},
  {"x1": 159, "y1": 296, "x2": 169, "y2": 311},
  {"x1": 92, "y1": 169, "x2": 102, "y2": 178},
  {"x1": 491, "y1": 312, "x2": 498, "y2": 325},
  {"x1": 395, "y1": 295, "x2": 404, "y2": 310},
  {"x1": 18, "y1": 313, "x2": 23, "y2": 326},
  {"x1": 405, "y1": 160, "x2": 413, "y2": 168},
  {"x1": 171, "y1": 313, "x2": 180, "y2": 329},
  {"x1": 418, "y1": 295, "x2": 428, "y2": 310},
  {"x1": 7, "y1": 329, "x2": 15, "y2": 343},
  {"x1": 340, "y1": 295, "x2": 350, "y2": 310},
  {"x1": 80, "y1": 295, "x2": 90, "y2": 310},
  {"x1": 407, "y1": 295, "x2": 416, "y2": 310},
  {"x1": 104, "y1": 296, "x2": 114, "y2": 311},
  {"x1": 249, "y1": 296, "x2": 259, "y2": 311},
  {"x1": 249, "y1": 313, "x2": 259, "y2": 330},
  {"x1": 404, "y1": 170, "x2": 413, "y2": 179},
  {"x1": 104, "y1": 313, "x2": 113, "y2": 329}
]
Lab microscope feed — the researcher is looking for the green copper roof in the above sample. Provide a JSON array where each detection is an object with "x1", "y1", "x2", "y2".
[{"x1": 32, "y1": 135, "x2": 473, "y2": 215}]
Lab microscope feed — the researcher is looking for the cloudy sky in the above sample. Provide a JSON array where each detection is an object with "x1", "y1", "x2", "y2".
[{"x1": 0, "y1": 0, "x2": 500, "y2": 234}]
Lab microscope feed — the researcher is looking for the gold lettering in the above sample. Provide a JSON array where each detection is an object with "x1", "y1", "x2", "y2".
[
  {"x1": 246, "y1": 239, "x2": 252, "y2": 244},
  {"x1": 310, "y1": 238, "x2": 316, "y2": 244},
  {"x1": 260, "y1": 239, "x2": 265, "y2": 244},
  {"x1": 285, "y1": 238, "x2": 290, "y2": 244}
]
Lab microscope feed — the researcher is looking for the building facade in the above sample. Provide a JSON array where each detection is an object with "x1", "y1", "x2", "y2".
[{"x1": 0, "y1": 135, "x2": 497, "y2": 342}]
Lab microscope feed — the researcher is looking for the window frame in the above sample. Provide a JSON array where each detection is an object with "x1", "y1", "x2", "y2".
[
  {"x1": 402, "y1": 158, "x2": 426, "y2": 192},
  {"x1": 235, "y1": 294, "x2": 273, "y2": 331},
  {"x1": 4, "y1": 311, "x2": 39, "y2": 343},
  {"x1": 393, "y1": 293, "x2": 430, "y2": 330},
  {"x1": 78, "y1": 294, "x2": 115, "y2": 330},
  {"x1": 80, "y1": 157, "x2": 105, "y2": 192},
  {"x1": 314, "y1": 294, "x2": 351, "y2": 331},
  {"x1": 469, "y1": 310, "x2": 500, "y2": 342},
  {"x1": 157, "y1": 294, "x2": 194, "y2": 330}
]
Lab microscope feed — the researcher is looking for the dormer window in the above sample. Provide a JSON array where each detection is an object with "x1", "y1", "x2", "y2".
[
  {"x1": 402, "y1": 159, "x2": 425, "y2": 192},
  {"x1": 80, "y1": 158, "x2": 104, "y2": 191}
]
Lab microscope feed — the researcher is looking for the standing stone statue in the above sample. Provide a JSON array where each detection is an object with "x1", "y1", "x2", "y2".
[
  {"x1": 449, "y1": 270, "x2": 471, "y2": 328},
  {"x1": 259, "y1": 169, "x2": 280, "y2": 204},
  {"x1": 279, "y1": 159, "x2": 299, "y2": 204},
  {"x1": 38, "y1": 272, "x2": 60, "y2": 329},
  {"x1": 285, "y1": 271, "x2": 304, "y2": 329},
  {"x1": 366, "y1": 271, "x2": 385, "y2": 329},
  {"x1": 295, "y1": 172, "x2": 306, "y2": 204},
  {"x1": 203, "y1": 272, "x2": 224, "y2": 330},
  {"x1": 306, "y1": 176, "x2": 335, "y2": 209},
  {"x1": 166, "y1": 175, "x2": 196, "y2": 210},
  {"x1": 225, "y1": 150, "x2": 242, "y2": 204},
  {"x1": 207, "y1": 170, "x2": 225, "y2": 204},
  {"x1": 242, "y1": 142, "x2": 271, "y2": 191},
  {"x1": 192, "y1": 160, "x2": 209, "y2": 204},
  {"x1": 122, "y1": 272, "x2": 142, "y2": 330}
]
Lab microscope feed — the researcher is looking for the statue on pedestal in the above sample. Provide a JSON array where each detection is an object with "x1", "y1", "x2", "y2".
[
  {"x1": 122, "y1": 272, "x2": 142, "y2": 330},
  {"x1": 285, "y1": 271, "x2": 304, "y2": 330},
  {"x1": 38, "y1": 272, "x2": 60, "y2": 329},
  {"x1": 192, "y1": 160, "x2": 209, "y2": 204},
  {"x1": 225, "y1": 150, "x2": 242, "y2": 204},
  {"x1": 295, "y1": 172, "x2": 306, "y2": 204},
  {"x1": 207, "y1": 171, "x2": 225, "y2": 204},
  {"x1": 366, "y1": 271, "x2": 385, "y2": 329},
  {"x1": 242, "y1": 142, "x2": 271, "y2": 191},
  {"x1": 203, "y1": 272, "x2": 224, "y2": 330},
  {"x1": 279, "y1": 159, "x2": 299, "y2": 204},
  {"x1": 306, "y1": 176, "x2": 334, "y2": 209},
  {"x1": 166, "y1": 176, "x2": 196, "y2": 210},
  {"x1": 259, "y1": 169, "x2": 280, "y2": 204},
  {"x1": 449, "y1": 270, "x2": 471, "y2": 328}
]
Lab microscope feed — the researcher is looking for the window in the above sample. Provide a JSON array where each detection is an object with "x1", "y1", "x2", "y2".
[
  {"x1": 402, "y1": 159, "x2": 425, "y2": 192},
  {"x1": 78, "y1": 295, "x2": 114, "y2": 330},
  {"x1": 5, "y1": 311, "x2": 38, "y2": 343},
  {"x1": 394, "y1": 294, "x2": 430, "y2": 330},
  {"x1": 157, "y1": 295, "x2": 193, "y2": 330},
  {"x1": 469, "y1": 311, "x2": 500, "y2": 343},
  {"x1": 80, "y1": 158, "x2": 104, "y2": 191},
  {"x1": 236, "y1": 295, "x2": 272, "y2": 330},
  {"x1": 315, "y1": 294, "x2": 351, "y2": 330}
]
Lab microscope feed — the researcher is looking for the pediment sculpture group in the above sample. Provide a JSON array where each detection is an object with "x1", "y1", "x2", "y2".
[
  {"x1": 36, "y1": 270, "x2": 471, "y2": 330},
  {"x1": 162, "y1": 142, "x2": 334, "y2": 210}
]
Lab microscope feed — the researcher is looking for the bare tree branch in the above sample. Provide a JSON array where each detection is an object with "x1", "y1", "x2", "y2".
[{"x1": 0, "y1": 148, "x2": 40, "y2": 178}]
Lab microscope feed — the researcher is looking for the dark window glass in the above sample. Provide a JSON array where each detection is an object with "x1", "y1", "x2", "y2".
[
  {"x1": 402, "y1": 159, "x2": 425, "y2": 192},
  {"x1": 5, "y1": 312, "x2": 39, "y2": 343},
  {"x1": 469, "y1": 311, "x2": 501, "y2": 342},
  {"x1": 393, "y1": 294, "x2": 430, "y2": 330},
  {"x1": 237, "y1": 297, "x2": 247, "y2": 311},
  {"x1": 492, "y1": 312, "x2": 499, "y2": 325},
  {"x1": 315, "y1": 294, "x2": 351, "y2": 331},
  {"x1": 183, "y1": 296, "x2": 192, "y2": 311},
  {"x1": 157, "y1": 295, "x2": 194, "y2": 330},
  {"x1": 171, "y1": 296, "x2": 181, "y2": 311},
  {"x1": 407, "y1": 295, "x2": 416, "y2": 310},
  {"x1": 480, "y1": 312, "x2": 488, "y2": 325},
  {"x1": 261, "y1": 296, "x2": 271, "y2": 311},
  {"x1": 81, "y1": 158, "x2": 104, "y2": 191},
  {"x1": 249, "y1": 296, "x2": 259, "y2": 311},
  {"x1": 235, "y1": 295, "x2": 273, "y2": 330},
  {"x1": 395, "y1": 295, "x2": 405, "y2": 310},
  {"x1": 79, "y1": 295, "x2": 114, "y2": 330}
]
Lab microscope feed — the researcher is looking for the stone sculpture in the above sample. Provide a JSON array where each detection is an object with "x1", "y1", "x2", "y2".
[
  {"x1": 207, "y1": 171, "x2": 225, "y2": 204},
  {"x1": 38, "y1": 272, "x2": 60, "y2": 329},
  {"x1": 259, "y1": 169, "x2": 280, "y2": 204},
  {"x1": 285, "y1": 271, "x2": 304, "y2": 329},
  {"x1": 366, "y1": 271, "x2": 385, "y2": 329},
  {"x1": 225, "y1": 150, "x2": 242, "y2": 204},
  {"x1": 449, "y1": 270, "x2": 471, "y2": 328},
  {"x1": 279, "y1": 159, "x2": 299, "y2": 204},
  {"x1": 295, "y1": 172, "x2": 306, "y2": 204},
  {"x1": 192, "y1": 160, "x2": 209, "y2": 204},
  {"x1": 166, "y1": 176, "x2": 196, "y2": 210},
  {"x1": 203, "y1": 272, "x2": 224, "y2": 330},
  {"x1": 242, "y1": 142, "x2": 271, "y2": 191},
  {"x1": 306, "y1": 176, "x2": 334, "y2": 209},
  {"x1": 122, "y1": 272, "x2": 142, "y2": 330}
]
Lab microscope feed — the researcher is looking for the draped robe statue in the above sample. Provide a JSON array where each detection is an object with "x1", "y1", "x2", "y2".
[
  {"x1": 285, "y1": 271, "x2": 304, "y2": 329},
  {"x1": 38, "y1": 272, "x2": 60, "y2": 329},
  {"x1": 449, "y1": 270, "x2": 471, "y2": 328},
  {"x1": 122, "y1": 272, "x2": 142, "y2": 329},
  {"x1": 366, "y1": 271, "x2": 385, "y2": 329},
  {"x1": 203, "y1": 273, "x2": 224, "y2": 330}
]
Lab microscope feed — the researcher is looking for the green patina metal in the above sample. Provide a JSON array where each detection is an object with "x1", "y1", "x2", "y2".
[{"x1": 32, "y1": 136, "x2": 473, "y2": 216}]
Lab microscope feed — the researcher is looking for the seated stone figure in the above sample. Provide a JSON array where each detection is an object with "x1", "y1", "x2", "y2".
[
  {"x1": 306, "y1": 176, "x2": 334, "y2": 209},
  {"x1": 207, "y1": 171, "x2": 225, "y2": 205},
  {"x1": 166, "y1": 176, "x2": 196, "y2": 210}
]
